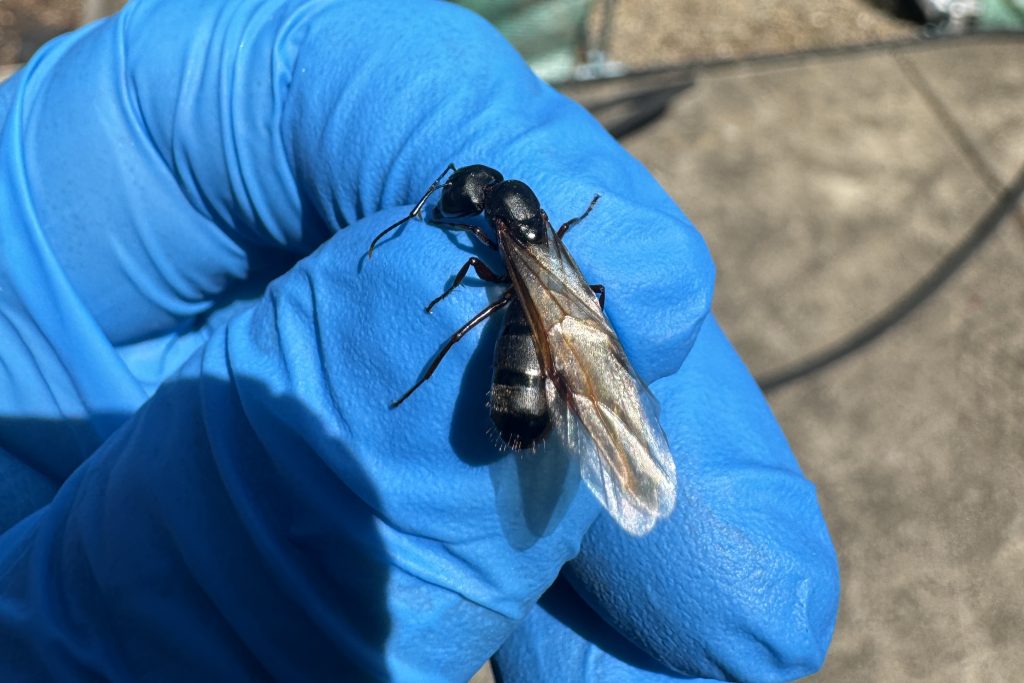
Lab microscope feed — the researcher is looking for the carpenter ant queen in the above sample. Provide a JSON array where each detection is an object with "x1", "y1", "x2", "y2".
[{"x1": 367, "y1": 164, "x2": 676, "y2": 536}]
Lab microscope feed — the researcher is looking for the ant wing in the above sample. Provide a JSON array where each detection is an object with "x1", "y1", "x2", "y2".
[
  {"x1": 504, "y1": 229, "x2": 676, "y2": 536},
  {"x1": 543, "y1": 328, "x2": 675, "y2": 536}
]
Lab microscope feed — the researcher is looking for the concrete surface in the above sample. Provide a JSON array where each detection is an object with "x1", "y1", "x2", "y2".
[{"x1": 603, "y1": 34, "x2": 1024, "y2": 682}]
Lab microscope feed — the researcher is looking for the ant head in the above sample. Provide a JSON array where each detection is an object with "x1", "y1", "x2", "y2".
[
  {"x1": 438, "y1": 165, "x2": 504, "y2": 217},
  {"x1": 486, "y1": 180, "x2": 546, "y2": 245}
]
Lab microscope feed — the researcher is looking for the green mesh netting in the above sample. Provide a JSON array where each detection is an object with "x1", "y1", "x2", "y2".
[{"x1": 453, "y1": 0, "x2": 596, "y2": 81}]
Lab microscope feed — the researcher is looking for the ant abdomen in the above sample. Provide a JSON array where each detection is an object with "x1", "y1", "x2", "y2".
[{"x1": 489, "y1": 299, "x2": 550, "y2": 450}]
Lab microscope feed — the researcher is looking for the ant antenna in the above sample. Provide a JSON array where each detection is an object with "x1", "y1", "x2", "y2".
[{"x1": 367, "y1": 163, "x2": 457, "y2": 257}]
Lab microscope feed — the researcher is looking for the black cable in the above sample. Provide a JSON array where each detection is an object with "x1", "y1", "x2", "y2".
[
  {"x1": 756, "y1": 160, "x2": 1024, "y2": 391},
  {"x1": 567, "y1": 31, "x2": 1024, "y2": 391},
  {"x1": 567, "y1": 32, "x2": 1022, "y2": 142},
  {"x1": 564, "y1": 30, "x2": 1023, "y2": 88},
  {"x1": 894, "y1": 51, "x2": 1007, "y2": 190},
  {"x1": 756, "y1": 44, "x2": 1024, "y2": 391}
]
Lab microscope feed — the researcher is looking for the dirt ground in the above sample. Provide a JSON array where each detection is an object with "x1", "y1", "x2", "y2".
[
  {"x1": 595, "y1": 0, "x2": 920, "y2": 67},
  {"x1": 0, "y1": 0, "x2": 79, "y2": 64},
  {"x1": 1, "y1": 0, "x2": 923, "y2": 68}
]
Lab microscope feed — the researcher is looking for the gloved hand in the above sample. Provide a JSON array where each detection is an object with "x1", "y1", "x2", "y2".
[
  {"x1": 0, "y1": 1, "x2": 838, "y2": 681},
  {"x1": 495, "y1": 316, "x2": 839, "y2": 682}
]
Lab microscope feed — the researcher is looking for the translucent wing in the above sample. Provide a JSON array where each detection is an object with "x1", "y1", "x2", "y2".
[{"x1": 502, "y1": 225, "x2": 676, "y2": 535}]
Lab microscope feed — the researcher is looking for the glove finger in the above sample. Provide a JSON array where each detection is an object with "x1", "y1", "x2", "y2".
[
  {"x1": 565, "y1": 317, "x2": 840, "y2": 681},
  {"x1": 495, "y1": 578, "x2": 716, "y2": 683}
]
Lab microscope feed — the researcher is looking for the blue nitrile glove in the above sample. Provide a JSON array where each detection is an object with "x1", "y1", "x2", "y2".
[
  {"x1": 494, "y1": 318, "x2": 839, "y2": 682},
  {"x1": 0, "y1": 1, "x2": 838, "y2": 681}
]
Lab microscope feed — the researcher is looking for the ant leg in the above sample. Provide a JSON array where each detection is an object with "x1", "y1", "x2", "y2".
[
  {"x1": 426, "y1": 257, "x2": 509, "y2": 313},
  {"x1": 429, "y1": 207, "x2": 499, "y2": 250},
  {"x1": 391, "y1": 289, "x2": 514, "y2": 407},
  {"x1": 590, "y1": 284, "x2": 605, "y2": 309},
  {"x1": 557, "y1": 194, "x2": 601, "y2": 239},
  {"x1": 367, "y1": 163, "x2": 457, "y2": 257}
]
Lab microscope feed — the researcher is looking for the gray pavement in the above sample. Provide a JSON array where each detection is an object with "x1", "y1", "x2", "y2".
[{"x1": 602, "y1": 34, "x2": 1024, "y2": 683}]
